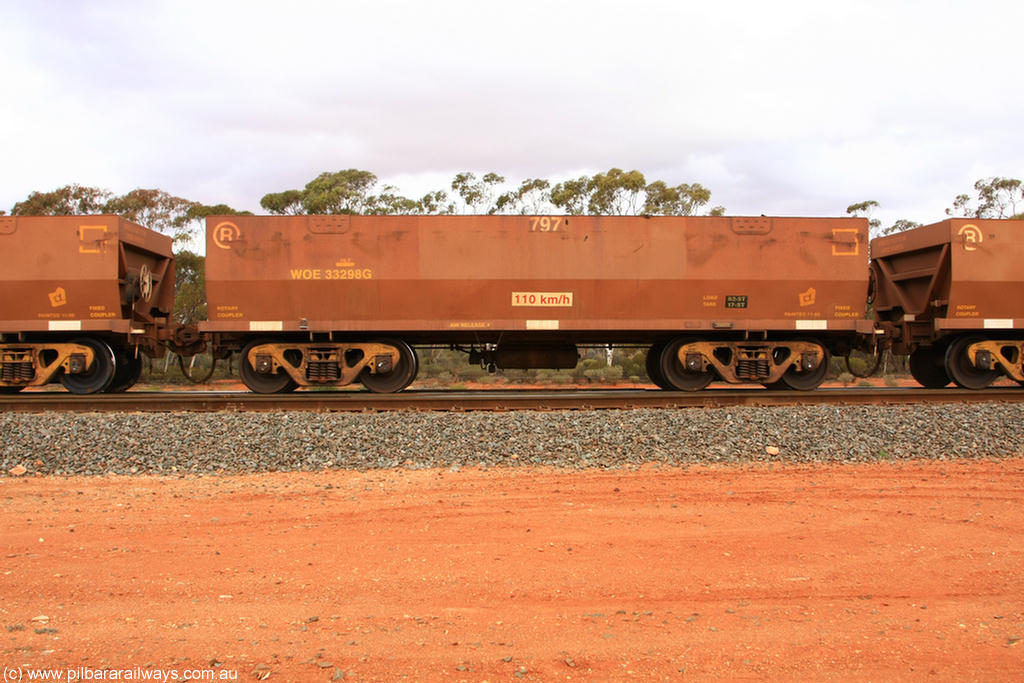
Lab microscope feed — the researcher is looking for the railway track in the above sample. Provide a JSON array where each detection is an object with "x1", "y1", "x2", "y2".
[{"x1": 2, "y1": 386, "x2": 1022, "y2": 413}]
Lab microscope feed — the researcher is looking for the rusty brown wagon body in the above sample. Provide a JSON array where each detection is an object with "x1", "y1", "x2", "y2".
[
  {"x1": 203, "y1": 214, "x2": 873, "y2": 393},
  {"x1": 871, "y1": 218, "x2": 1024, "y2": 389},
  {"x1": 0, "y1": 215, "x2": 177, "y2": 394}
]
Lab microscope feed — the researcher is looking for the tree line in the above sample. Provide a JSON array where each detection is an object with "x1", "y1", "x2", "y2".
[
  {"x1": 847, "y1": 176, "x2": 1024, "y2": 235},
  {"x1": 2, "y1": 185, "x2": 251, "y2": 244},
  {"x1": 259, "y1": 167, "x2": 725, "y2": 218},
  {"x1": 5, "y1": 170, "x2": 1020, "y2": 239}
]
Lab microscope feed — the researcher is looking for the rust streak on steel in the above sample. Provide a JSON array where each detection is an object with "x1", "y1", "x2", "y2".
[{"x1": 2, "y1": 388, "x2": 1022, "y2": 413}]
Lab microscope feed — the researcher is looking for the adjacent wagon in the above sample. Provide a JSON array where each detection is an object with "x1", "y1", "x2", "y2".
[
  {"x1": 0, "y1": 215, "x2": 178, "y2": 393},
  {"x1": 872, "y1": 218, "x2": 1024, "y2": 389}
]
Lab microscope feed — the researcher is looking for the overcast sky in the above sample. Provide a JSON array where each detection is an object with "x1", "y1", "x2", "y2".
[{"x1": 2, "y1": 0, "x2": 1021, "y2": 229}]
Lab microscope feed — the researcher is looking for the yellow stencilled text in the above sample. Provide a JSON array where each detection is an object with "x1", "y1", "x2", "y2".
[
  {"x1": 290, "y1": 267, "x2": 373, "y2": 280},
  {"x1": 529, "y1": 217, "x2": 565, "y2": 232},
  {"x1": 216, "y1": 305, "x2": 243, "y2": 319},
  {"x1": 88, "y1": 305, "x2": 116, "y2": 319},
  {"x1": 512, "y1": 292, "x2": 574, "y2": 307},
  {"x1": 832, "y1": 304, "x2": 862, "y2": 319}
]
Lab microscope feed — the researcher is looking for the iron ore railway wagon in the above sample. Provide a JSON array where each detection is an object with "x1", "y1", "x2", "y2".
[
  {"x1": 871, "y1": 218, "x2": 1024, "y2": 390},
  {"x1": 202, "y1": 214, "x2": 874, "y2": 393},
  {"x1": 0, "y1": 215, "x2": 199, "y2": 394}
]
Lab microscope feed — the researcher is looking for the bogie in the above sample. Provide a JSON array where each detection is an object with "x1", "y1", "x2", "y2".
[
  {"x1": 60, "y1": 338, "x2": 117, "y2": 395},
  {"x1": 908, "y1": 345, "x2": 950, "y2": 388},
  {"x1": 659, "y1": 338, "x2": 717, "y2": 391},
  {"x1": 237, "y1": 339, "x2": 418, "y2": 393},
  {"x1": 239, "y1": 339, "x2": 299, "y2": 394},
  {"x1": 652, "y1": 337, "x2": 830, "y2": 391},
  {"x1": 108, "y1": 345, "x2": 145, "y2": 393},
  {"x1": 945, "y1": 336, "x2": 999, "y2": 390},
  {"x1": 360, "y1": 339, "x2": 418, "y2": 393}
]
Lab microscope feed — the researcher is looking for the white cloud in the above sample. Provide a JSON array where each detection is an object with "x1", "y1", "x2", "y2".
[{"x1": 1, "y1": 0, "x2": 1021, "y2": 227}]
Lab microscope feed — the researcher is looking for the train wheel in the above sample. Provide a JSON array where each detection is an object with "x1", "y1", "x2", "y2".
[
  {"x1": 240, "y1": 340, "x2": 298, "y2": 394},
  {"x1": 908, "y1": 346, "x2": 950, "y2": 388},
  {"x1": 107, "y1": 346, "x2": 144, "y2": 393},
  {"x1": 60, "y1": 338, "x2": 117, "y2": 394},
  {"x1": 945, "y1": 336, "x2": 998, "y2": 390},
  {"x1": 778, "y1": 340, "x2": 830, "y2": 391},
  {"x1": 645, "y1": 342, "x2": 673, "y2": 389},
  {"x1": 0, "y1": 386, "x2": 24, "y2": 393},
  {"x1": 360, "y1": 339, "x2": 418, "y2": 393},
  {"x1": 660, "y1": 338, "x2": 715, "y2": 391}
]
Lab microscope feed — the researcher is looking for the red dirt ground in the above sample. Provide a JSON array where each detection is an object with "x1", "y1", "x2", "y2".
[{"x1": 3, "y1": 460, "x2": 1023, "y2": 682}]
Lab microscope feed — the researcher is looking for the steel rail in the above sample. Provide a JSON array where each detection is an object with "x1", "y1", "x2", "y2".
[{"x1": 2, "y1": 387, "x2": 1022, "y2": 413}]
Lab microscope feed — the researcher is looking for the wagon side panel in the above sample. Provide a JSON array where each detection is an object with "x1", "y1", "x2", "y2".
[{"x1": 203, "y1": 214, "x2": 870, "y2": 336}]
